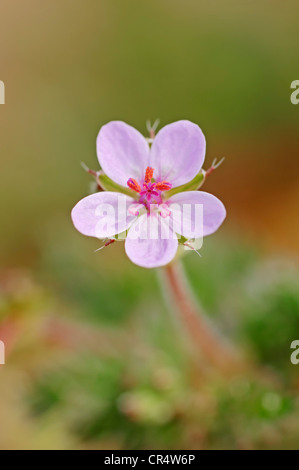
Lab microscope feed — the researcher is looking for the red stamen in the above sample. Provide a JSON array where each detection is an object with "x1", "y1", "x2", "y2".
[
  {"x1": 144, "y1": 167, "x2": 154, "y2": 183},
  {"x1": 155, "y1": 181, "x2": 172, "y2": 191},
  {"x1": 127, "y1": 178, "x2": 141, "y2": 193}
]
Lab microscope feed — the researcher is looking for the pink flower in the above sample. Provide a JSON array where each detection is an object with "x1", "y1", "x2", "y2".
[{"x1": 71, "y1": 120, "x2": 226, "y2": 268}]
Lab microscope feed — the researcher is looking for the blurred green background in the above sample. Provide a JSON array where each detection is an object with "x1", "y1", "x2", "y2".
[{"x1": 0, "y1": 0, "x2": 299, "y2": 449}]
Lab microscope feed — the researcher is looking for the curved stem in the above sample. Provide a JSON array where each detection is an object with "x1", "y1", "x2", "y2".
[{"x1": 161, "y1": 261, "x2": 241, "y2": 374}]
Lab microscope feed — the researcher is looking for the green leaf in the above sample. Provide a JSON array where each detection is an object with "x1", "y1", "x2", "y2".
[{"x1": 163, "y1": 171, "x2": 205, "y2": 199}]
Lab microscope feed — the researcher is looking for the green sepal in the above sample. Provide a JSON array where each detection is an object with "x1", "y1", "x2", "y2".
[
  {"x1": 163, "y1": 171, "x2": 205, "y2": 199},
  {"x1": 114, "y1": 231, "x2": 128, "y2": 241},
  {"x1": 97, "y1": 172, "x2": 138, "y2": 199},
  {"x1": 178, "y1": 235, "x2": 189, "y2": 245}
]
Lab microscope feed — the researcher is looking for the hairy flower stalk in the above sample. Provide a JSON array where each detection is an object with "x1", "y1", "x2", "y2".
[{"x1": 161, "y1": 261, "x2": 241, "y2": 373}]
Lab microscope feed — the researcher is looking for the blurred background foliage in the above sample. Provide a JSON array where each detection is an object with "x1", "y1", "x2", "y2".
[{"x1": 0, "y1": 0, "x2": 299, "y2": 449}]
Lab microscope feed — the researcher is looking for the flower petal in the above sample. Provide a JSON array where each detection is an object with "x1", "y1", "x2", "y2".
[
  {"x1": 150, "y1": 120, "x2": 206, "y2": 188},
  {"x1": 97, "y1": 121, "x2": 150, "y2": 187},
  {"x1": 125, "y1": 214, "x2": 178, "y2": 268},
  {"x1": 71, "y1": 192, "x2": 136, "y2": 239},
  {"x1": 168, "y1": 191, "x2": 226, "y2": 238}
]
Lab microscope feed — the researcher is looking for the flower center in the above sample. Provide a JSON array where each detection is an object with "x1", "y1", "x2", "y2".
[{"x1": 127, "y1": 167, "x2": 172, "y2": 209}]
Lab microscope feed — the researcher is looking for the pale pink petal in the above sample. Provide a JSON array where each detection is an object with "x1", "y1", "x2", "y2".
[
  {"x1": 150, "y1": 120, "x2": 206, "y2": 187},
  {"x1": 125, "y1": 214, "x2": 178, "y2": 268},
  {"x1": 71, "y1": 192, "x2": 136, "y2": 239},
  {"x1": 97, "y1": 121, "x2": 149, "y2": 187},
  {"x1": 168, "y1": 191, "x2": 226, "y2": 239}
]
